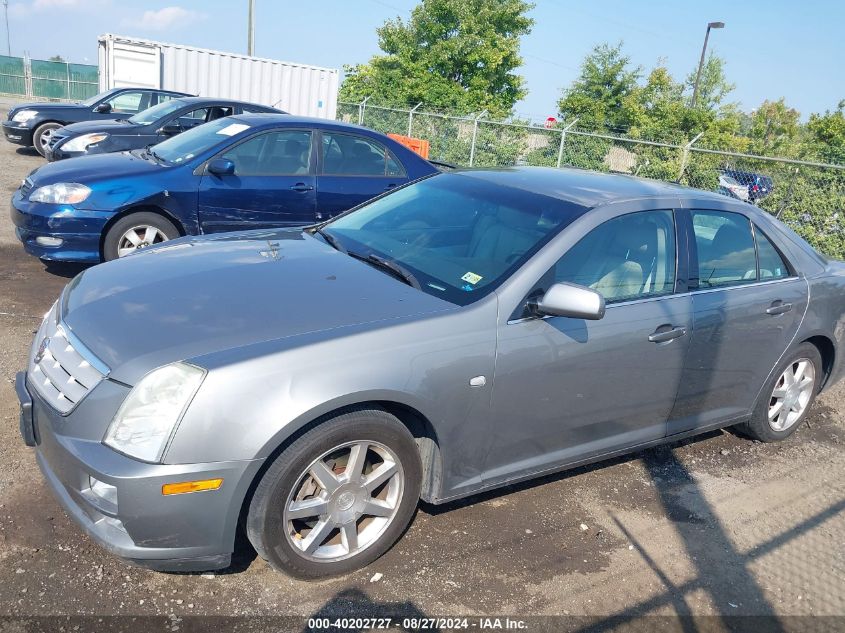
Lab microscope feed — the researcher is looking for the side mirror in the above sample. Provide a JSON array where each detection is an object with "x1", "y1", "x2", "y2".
[
  {"x1": 95, "y1": 102, "x2": 112, "y2": 113},
  {"x1": 532, "y1": 282, "x2": 605, "y2": 320},
  {"x1": 207, "y1": 158, "x2": 235, "y2": 176},
  {"x1": 157, "y1": 123, "x2": 182, "y2": 136}
]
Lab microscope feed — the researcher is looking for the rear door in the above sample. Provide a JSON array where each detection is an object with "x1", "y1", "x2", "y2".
[
  {"x1": 670, "y1": 209, "x2": 808, "y2": 433},
  {"x1": 197, "y1": 129, "x2": 317, "y2": 233},
  {"x1": 316, "y1": 131, "x2": 409, "y2": 219}
]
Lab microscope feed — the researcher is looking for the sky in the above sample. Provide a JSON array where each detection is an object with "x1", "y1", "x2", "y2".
[{"x1": 4, "y1": 0, "x2": 844, "y2": 123}]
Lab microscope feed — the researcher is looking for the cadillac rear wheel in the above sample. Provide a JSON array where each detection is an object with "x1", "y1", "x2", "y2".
[
  {"x1": 103, "y1": 212, "x2": 178, "y2": 261},
  {"x1": 739, "y1": 342, "x2": 822, "y2": 442},
  {"x1": 246, "y1": 408, "x2": 422, "y2": 578}
]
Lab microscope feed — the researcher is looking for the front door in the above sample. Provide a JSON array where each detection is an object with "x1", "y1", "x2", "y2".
[
  {"x1": 670, "y1": 210, "x2": 809, "y2": 433},
  {"x1": 197, "y1": 129, "x2": 317, "y2": 233},
  {"x1": 485, "y1": 210, "x2": 692, "y2": 487}
]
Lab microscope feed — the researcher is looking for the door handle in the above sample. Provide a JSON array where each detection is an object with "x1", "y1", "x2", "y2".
[
  {"x1": 766, "y1": 301, "x2": 793, "y2": 315},
  {"x1": 384, "y1": 183, "x2": 398, "y2": 191},
  {"x1": 648, "y1": 326, "x2": 687, "y2": 343},
  {"x1": 290, "y1": 183, "x2": 314, "y2": 192}
]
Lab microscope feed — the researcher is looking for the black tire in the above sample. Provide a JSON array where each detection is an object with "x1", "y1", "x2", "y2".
[
  {"x1": 738, "y1": 342, "x2": 823, "y2": 442},
  {"x1": 246, "y1": 407, "x2": 422, "y2": 579},
  {"x1": 102, "y1": 212, "x2": 178, "y2": 261},
  {"x1": 33, "y1": 122, "x2": 61, "y2": 157}
]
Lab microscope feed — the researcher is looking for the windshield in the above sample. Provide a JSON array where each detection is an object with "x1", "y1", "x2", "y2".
[
  {"x1": 152, "y1": 117, "x2": 246, "y2": 165},
  {"x1": 321, "y1": 173, "x2": 583, "y2": 306},
  {"x1": 128, "y1": 99, "x2": 187, "y2": 125}
]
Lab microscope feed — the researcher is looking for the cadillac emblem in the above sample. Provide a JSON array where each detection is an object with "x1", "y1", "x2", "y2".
[{"x1": 34, "y1": 337, "x2": 50, "y2": 364}]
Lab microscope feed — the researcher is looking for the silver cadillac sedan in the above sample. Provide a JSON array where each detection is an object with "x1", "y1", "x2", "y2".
[{"x1": 16, "y1": 167, "x2": 845, "y2": 578}]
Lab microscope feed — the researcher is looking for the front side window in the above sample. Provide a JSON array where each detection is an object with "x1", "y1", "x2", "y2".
[
  {"x1": 105, "y1": 90, "x2": 151, "y2": 114},
  {"x1": 221, "y1": 130, "x2": 312, "y2": 176},
  {"x1": 322, "y1": 173, "x2": 584, "y2": 306},
  {"x1": 692, "y1": 211, "x2": 757, "y2": 288},
  {"x1": 322, "y1": 132, "x2": 405, "y2": 177},
  {"x1": 551, "y1": 210, "x2": 676, "y2": 303}
]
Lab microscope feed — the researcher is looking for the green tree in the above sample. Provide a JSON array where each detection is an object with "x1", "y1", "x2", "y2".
[
  {"x1": 339, "y1": 0, "x2": 534, "y2": 117},
  {"x1": 557, "y1": 42, "x2": 640, "y2": 129},
  {"x1": 685, "y1": 53, "x2": 735, "y2": 112},
  {"x1": 48, "y1": 55, "x2": 65, "y2": 63},
  {"x1": 747, "y1": 98, "x2": 801, "y2": 157},
  {"x1": 805, "y1": 101, "x2": 845, "y2": 164}
]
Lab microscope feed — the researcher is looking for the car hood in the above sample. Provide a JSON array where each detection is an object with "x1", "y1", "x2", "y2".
[
  {"x1": 61, "y1": 230, "x2": 457, "y2": 383},
  {"x1": 28, "y1": 150, "x2": 161, "y2": 186},
  {"x1": 59, "y1": 119, "x2": 141, "y2": 136},
  {"x1": 10, "y1": 102, "x2": 84, "y2": 117}
]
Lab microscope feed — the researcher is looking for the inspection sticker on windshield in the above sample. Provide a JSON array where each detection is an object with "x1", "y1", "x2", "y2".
[
  {"x1": 216, "y1": 123, "x2": 250, "y2": 136},
  {"x1": 461, "y1": 272, "x2": 483, "y2": 285}
]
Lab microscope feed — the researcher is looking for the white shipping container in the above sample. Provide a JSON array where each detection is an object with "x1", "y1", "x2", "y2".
[{"x1": 97, "y1": 34, "x2": 338, "y2": 119}]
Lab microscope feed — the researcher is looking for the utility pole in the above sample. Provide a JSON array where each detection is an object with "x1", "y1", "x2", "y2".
[
  {"x1": 247, "y1": 0, "x2": 255, "y2": 56},
  {"x1": 3, "y1": 0, "x2": 10, "y2": 57},
  {"x1": 691, "y1": 21, "x2": 724, "y2": 108}
]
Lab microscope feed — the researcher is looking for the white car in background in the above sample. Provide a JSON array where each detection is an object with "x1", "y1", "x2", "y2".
[{"x1": 718, "y1": 173, "x2": 751, "y2": 202}]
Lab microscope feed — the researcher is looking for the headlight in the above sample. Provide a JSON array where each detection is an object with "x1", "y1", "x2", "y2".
[
  {"x1": 29, "y1": 183, "x2": 91, "y2": 204},
  {"x1": 103, "y1": 363, "x2": 206, "y2": 463},
  {"x1": 12, "y1": 109, "x2": 37, "y2": 123},
  {"x1": 62, "y1": 133, "x2": 109, "y2": 153}
]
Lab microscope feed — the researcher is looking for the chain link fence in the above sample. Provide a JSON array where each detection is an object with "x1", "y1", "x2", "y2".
[
  {"x1": 338, "y1": 100, "x2": 845, "y2": 260},
  {"x1": 0, "y1": 54, "x2": 98, "y2": 101}
]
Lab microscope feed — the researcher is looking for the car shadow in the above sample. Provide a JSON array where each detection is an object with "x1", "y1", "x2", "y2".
[{"x1": 41, "y1": 260, "x2": 92, "y2": 279}]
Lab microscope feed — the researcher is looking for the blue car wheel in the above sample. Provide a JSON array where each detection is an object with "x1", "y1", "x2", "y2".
[{"x1": 103, "y1": 212, "x2": 179, "y2": 261}]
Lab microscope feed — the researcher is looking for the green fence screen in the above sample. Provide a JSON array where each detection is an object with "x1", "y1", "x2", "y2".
[
  {"x1": 0, "y1": 55, "x2": 26, "y2": 96},
  {"x1": 0, "y1": 56, "x2": 98, "y2": 101}
]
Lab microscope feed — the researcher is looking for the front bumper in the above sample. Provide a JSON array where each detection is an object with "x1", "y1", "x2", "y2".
[
  {"x1": 10, "y1": 190, "x2": 111, "y2": 263},
  {"x1": 16, "y1": 373, "x2": 263, "y2": 572},
  {"x1": 2, "y1": 121, "x2": 34, "y2": 146}
]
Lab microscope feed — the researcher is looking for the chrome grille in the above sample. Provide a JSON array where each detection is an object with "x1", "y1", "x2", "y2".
[{"x1": 29, "y1": 302, "x2": 107, "y2": 414}]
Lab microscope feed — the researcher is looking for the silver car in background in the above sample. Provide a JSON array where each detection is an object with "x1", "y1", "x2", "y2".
[{"x1": 16, "y1": 167, "x2": 845, "y2": 578}]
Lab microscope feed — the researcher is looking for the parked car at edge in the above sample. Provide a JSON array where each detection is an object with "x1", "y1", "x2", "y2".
[
  {"x1": 721, "y1": 169, "x2": 774, "y2": 204},
  {"x1": 10, "y1": 114, "x2": 439, "y2": 262},
  {"x1": 16, "y1": 166, "x2": 845, "y2": 578},
  {"x1": 717, "y1": 173, "x2": 750, "y2": 202},
  {"x1": 44, "y1": 97, "x2": 282, "y2": 161},
  {"x1": 2, "y1": 87, "x2": 192, "y2": 157}
]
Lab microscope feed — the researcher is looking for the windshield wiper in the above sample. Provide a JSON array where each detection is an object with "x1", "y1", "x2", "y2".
[
  {"x1": 314, "y1": 227, "x2": 346, "y2": 253},
  {"x1": 147, "y1": 146, "x2": 166, "y2": 164},
  {"x1": 349, "y1": 251, "x2": 421, "y2": 289}
]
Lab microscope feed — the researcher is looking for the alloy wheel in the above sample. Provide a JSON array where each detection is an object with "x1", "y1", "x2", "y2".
[
  {"x1": 768, "y1": 358, "x2": 815, "y2": 431},
  {"x1": 116, "y1": 225, "x2": 169, "y2": 257},
  {"x1": 283, "y1": 440, "x2": 404, "y2": 562}
]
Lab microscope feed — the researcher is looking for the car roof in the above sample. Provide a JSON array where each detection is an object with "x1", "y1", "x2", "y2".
[
  {"x1": 447, "y1": 166, "x2": 743, "y2": 210},
  {"x1": 166, "y1": 96, "x2": 276, "y2": 108},
  {"x1": 224, "y1": 113, "x2": 397, "y2": 133}
]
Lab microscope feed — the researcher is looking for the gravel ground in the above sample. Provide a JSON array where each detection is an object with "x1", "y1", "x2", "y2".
[{"x1": 0, "y1": 100, "x2": 843, "y2": 630}]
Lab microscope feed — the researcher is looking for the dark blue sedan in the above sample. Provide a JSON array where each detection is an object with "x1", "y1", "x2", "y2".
[{"x1": 10, "y1": 115, "x2": 439, "y2": 262}]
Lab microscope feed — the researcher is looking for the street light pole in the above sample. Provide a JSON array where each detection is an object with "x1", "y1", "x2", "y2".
[
  {"x1": 3, "y1": 0, "x2": 10, "y2": 57},
  {"x1": 247, "y1": 0, "x2": 255, "y2": 56},
  {"x1": 691, "y1": 21, "x2": 724, "y2": 108}
]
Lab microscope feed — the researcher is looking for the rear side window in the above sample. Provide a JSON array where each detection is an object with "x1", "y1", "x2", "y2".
[
  {"x1": 755, "y1": 226, "x2": 790, "y2": 279},
  {"x1": 321, "y1": 132, "x2": 406, "y2": 177},
  {"x1": 692, "y1": 211, "x2": 757, "y2": 288}
]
